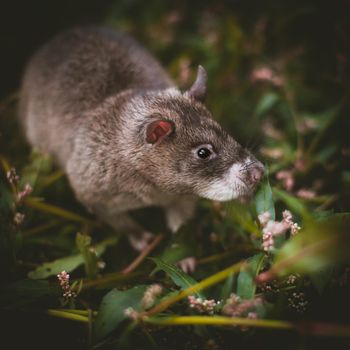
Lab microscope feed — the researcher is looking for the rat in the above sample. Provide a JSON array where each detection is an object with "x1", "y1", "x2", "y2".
[{"x1": 19, "y1": 26, "x2": 264, "y2": 270}]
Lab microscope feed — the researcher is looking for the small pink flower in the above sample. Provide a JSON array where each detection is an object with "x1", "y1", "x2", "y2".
[
  {"x1": 188, "y1": 295, "x2": 217, "y2": 314},
  {"x1": 282, "y1": 210, "x2": 301, "y2": 235},
  {"x1": 276, "y1": 170, "x2": 294, "y2": 191},
  {"x1": 250, "y1": 67, "x2": 284, "y2": 86},
  {"x1": 287, "y1": 274, "x2": 298, "y2": 285},
  {"x1": 222, "y1": 294, "x2": 263, "y2": 317},
  {"x1": 6, "y1": 168, "x2": 19, "y2": 186},
  {"x1": 282, "y1": 210, "x2": 293, "y2": 223},
  {"x1": 260, "y1": 147, "x2": 284, "y2": 159},
  {"x1": 263, "y1": 220, "x2": 289, "y2": 237},
  {"x1": 17, "y1": 183, "x2": 33, "y2": 202},
  {"x1": 290, "y1": 223, "x2": 301, "y2": 236},
  {"x1": 258, "y1": 212, "x2": 271, "y2": 227},
  {"x1": 141, "y1": 284, "x2": 163, "y2": 309},
  {"x1": 296, "y1": 118, "x2": 318, "y2": 134},
  {"x1": 57, "y1": 270, "x2": 76, "y2": 300},
  {"x1": 124, "y1": 307, "x2": 139, "y2": 320},
  {"x1": 262, "y1": 232, "x2": 275, "y2": 251},
  {"x1": 259, "y1": 210, "x2": 301, "y2": 251},
  {"x1": 261, "y1": 121, "x2": 284, "y2": 140},
  {"x1": 247, "y1": 312, "x2": 258, "y2": 319},
  {"x1": 178, "y1": 58, "x2": 191, "y2": 85},
  {"x1": 13, "y1": 212, "x2": 25, "y2": 225},
  {"x1": 296, "y1": 189, "x2": 316, "y2": 199}
]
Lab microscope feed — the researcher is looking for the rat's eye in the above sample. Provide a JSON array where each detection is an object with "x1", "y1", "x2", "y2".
[
  {"x1": 194, "y1": 144, "x2": 216, "y2": 160},
  {"x1": 197, "y1": 147, "x2": 211, "y2": 158}
]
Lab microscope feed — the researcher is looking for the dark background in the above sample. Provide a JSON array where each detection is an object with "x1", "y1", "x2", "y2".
[
  {"x1": 0, "y1": 0, "x2": 113, "y2": 98},
  {"x1": 1, "y1": 0, "x2": 350, "y2": 99}
]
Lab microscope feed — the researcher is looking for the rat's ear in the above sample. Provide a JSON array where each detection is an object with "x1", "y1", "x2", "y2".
[
  {"x1": 146, "y1": 120, "x2": 174, "y2": 144},
  {"x1": 187, "y1": 65, "x2": 207, "y2": 102}
]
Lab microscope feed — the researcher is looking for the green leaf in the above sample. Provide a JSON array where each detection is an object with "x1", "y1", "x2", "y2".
[
  {"x1": 150, "y1": 258, "x2": 203, "y2": 297},
  {"x1": 237, "y1": 253, "x2": 265, "y2": 299},
  {"x1": 76, "y1": 233, "x2": 99, "y2": 279},
  {"x1": 272, "y1": 188, "x2": 309, "y2": 219},
  {"x1": 255, "y1": 92, "x2": 280, "y2": 118},
  {"x1": 28, "y1": 254, "x2": 85, "y2": 280},
  {"x1": 227, "y1": 201, "x2": 259, "y2": 234},
  {"x1": 93, "y1": 285, "x2": 147, "y2": 341},
  {"x1": 158, "y1": 242, "x2": 193, "y2": 264},
  {"x1": 221, "y1": 273, "x2": 235, "y2": 301},
  {"x1": 28, "y1": 236, "x2": 118, "y2": 279},
  {"x1": 158, "y1": 220, "x2": 196, "y2": 264},
  {"x1": 255, "y1": 177, "x2": 275, "y2": 220}
]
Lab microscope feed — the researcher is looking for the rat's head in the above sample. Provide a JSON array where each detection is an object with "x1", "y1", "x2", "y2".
[{"x1": 128, "y1": 66, "x2": 264, "y2": 201}]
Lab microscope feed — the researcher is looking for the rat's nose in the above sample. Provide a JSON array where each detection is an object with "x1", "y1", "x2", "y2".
[{"x1": 250, "y1": 162, "x2": 265, "y2": 184}]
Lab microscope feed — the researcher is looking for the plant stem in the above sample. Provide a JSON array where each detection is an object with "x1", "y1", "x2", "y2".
[
  {"x1": 81, "y1": 271, "x2": 144, "y2": 290},
  {"x1": 41, "y1": 170, "x2": 65, "y2": 188},
  {"x1": 47, "y1": 309, "x2": 89, "y2": 323},
  {"x1": 122, "y1": 234, "x2": 164, "y2": 274},
  {"x1": 23, "y1": 220, "x2": 60, "y2": 236},
  {"x1": 24, "y1": 197, "x2": 92, "y2": 224},
  {"x1": 146, "y1": 316, "x2": 350, "y2": 337},
  {"x1": 197, "y1": 246, "x2": 258, "y2": 265},
  {"x1": 59, "y1": 308, "x2": 97, "y2": 316},
  {"x1": 146, "y1": 315, "x2": 295, "y2": 330}
]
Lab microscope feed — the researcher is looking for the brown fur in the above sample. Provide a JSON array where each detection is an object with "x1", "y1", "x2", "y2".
[{"x1": 19, "y1": 26, "x2": 264, "y2": 250}]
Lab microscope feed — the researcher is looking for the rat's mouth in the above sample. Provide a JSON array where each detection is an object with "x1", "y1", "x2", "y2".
[
  {"x1": 235, "y1": 183, "x2": 253, "y2": 203},
  {"x1": 197, "y1": 166, "x2": 263, "y2": 202},
  {"x1": 234, "y1": 177, "x2": 259, "y2": 203}
]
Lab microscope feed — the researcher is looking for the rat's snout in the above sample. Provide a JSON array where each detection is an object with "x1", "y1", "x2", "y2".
[{"x1": 248, "y1": 161, "x2": 265, "y2": 185}]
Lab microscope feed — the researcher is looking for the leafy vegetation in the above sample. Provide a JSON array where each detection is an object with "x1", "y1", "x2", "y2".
[{"x1": 1, "y1": 1, "x2": 350, "y2": 349}]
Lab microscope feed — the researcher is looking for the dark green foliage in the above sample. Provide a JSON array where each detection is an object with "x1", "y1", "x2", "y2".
[
  {"x1": 1, "y1": 1, "x2": 350, "y2": 349},
  {"x1": 94, "y1": 285, "x2": 147, "y2": 341}
]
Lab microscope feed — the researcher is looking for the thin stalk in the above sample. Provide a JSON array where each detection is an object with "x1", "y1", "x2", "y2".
[
  {"x1": 146, "y1": 315, "x2": 295, "y2": 330},
  {"x1": 41, "y1": 170, "x2": 65, "y2": 188},
  {"x1": 315, "y1": 195, "x2": 339, "y2": 211},
  {"x1": 144, "y1": 260, "x2": 246, "y2": 317},
  {"x1": 59, "y1": 308, "x2": 97, "y2": 316},
  {"x1": 122, "y1": 234, "x2": 164, "y2": 274},
  {"x1": 146, "y1": 316, "x2": 350, "y2": 337},
  {"x1": 24, "y1": 197, "x2": 92, "y2": 224},
  {"x1": 47, "y1": 310, "x2": 350, "y2": 338},
  {"x1": 197, "y1": 246, "x2": 258, "y2": 265},
  {"x1": 47, "y1": 309, "x2": 89, "y2": 323},
  {"x1": 81, "y1": 271, "x2": 143, "y2": 290},
  {"x1": 23, "y1": 220, "x2": 60, "y2": 236}
]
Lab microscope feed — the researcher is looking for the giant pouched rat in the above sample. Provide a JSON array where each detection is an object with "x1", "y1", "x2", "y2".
[{"x1": 19, "y1": 26, "x2": 264, "y2": 255}]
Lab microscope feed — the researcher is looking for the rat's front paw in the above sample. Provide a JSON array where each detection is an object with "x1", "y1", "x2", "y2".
[
  {"x1": 177, "y1": 256, "x2": 197, "y2": 274},
  {"x1": 128, "y1": 231, "x2": 155, "y2": 252}
]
